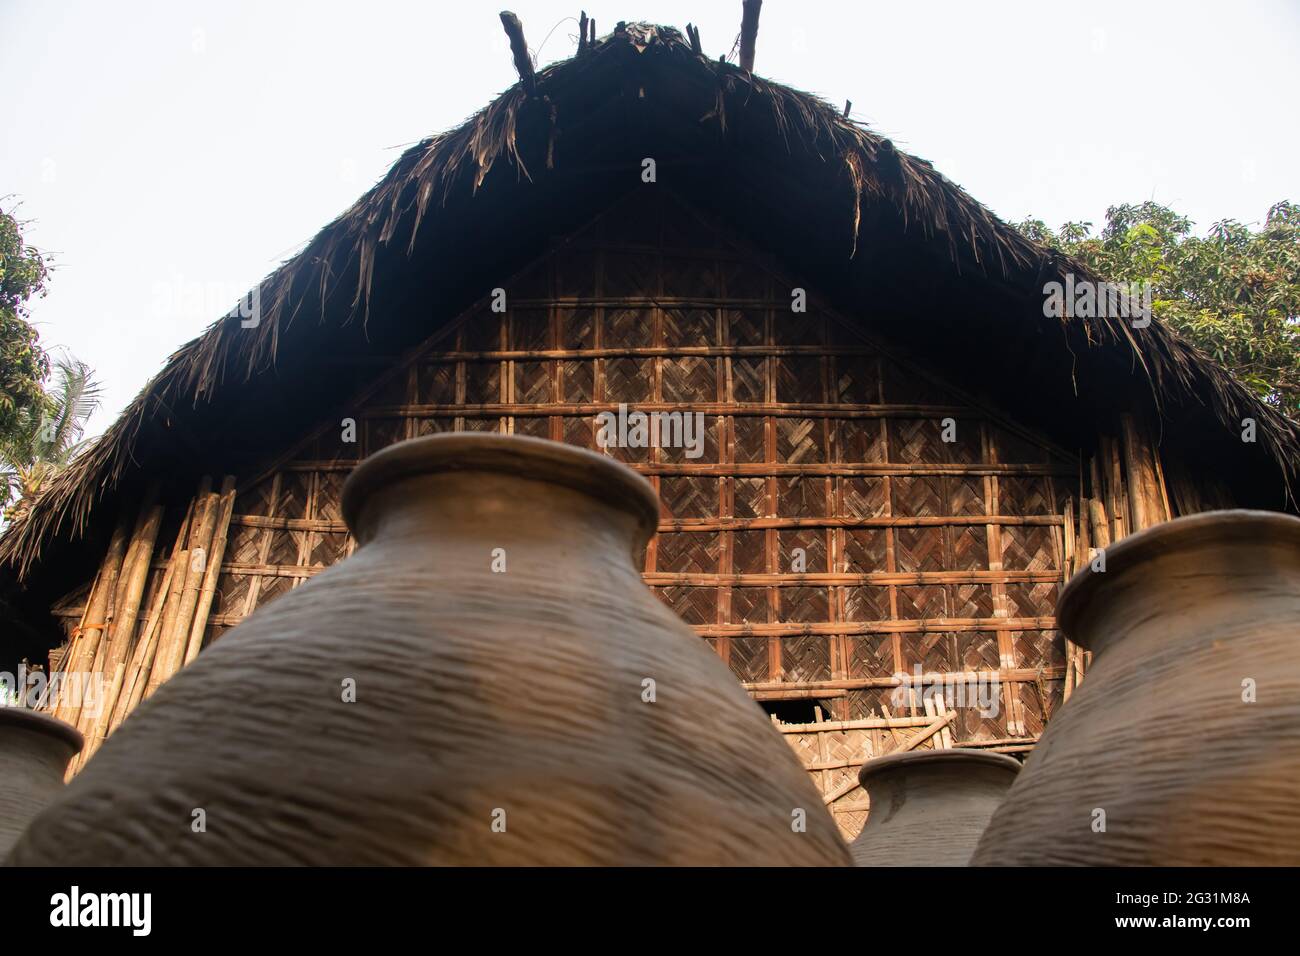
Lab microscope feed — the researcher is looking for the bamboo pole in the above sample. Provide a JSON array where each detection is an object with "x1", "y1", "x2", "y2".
[
  {"x1": 1120, "y1": 413, "x2": 1172, "y2": 531},
  {"x1": 184, "y1": 477, "x2": 237, "y2": 665},
  {"x1": 144, "y1": 548, "x2": 190, "y2": 701},
  {"x1": 1076, "y1": 497, "x2": 1092, "y2": 569},
  {"x1": 1062, "y1": 498, "x2": 1075, "y2": 577},
  {"x1": 1087, "y1": 498, "x2": 1111, "y2": 550},
  {"x1": 1108, "y1": 436, "x2": 1127, "y2": 542},
  {"x1": 53, "y1": 517, "x2": 129, "y2": 725},
  {"x1": 109, "y1": 557, "x2": 174, "y2": 731},
  {"x1": 1068, "y1": 498, "x2": 1093, "y2": 694},
  {"x1": 105, "y1": 491, "x2": 198, "y2": 727},
  {"x1": 78, "y1": 501, "x2": 162, "y2": 743},
  {"x1": 156, "y1": 550, "x2": 200, "y2": 690},
  {"x1": 122, "y1": 580, "x2": 170, "y2": 718},
  {"x1": 148, "y1": 481, "x2": 220, "y2": 677},
  {"x1": 153, "y1": 489, "x2": 219, "y2": 682},
  {"x1": 1061, "y1": 498, "x2": 1076, "y2": 700},
  {"x1": 82, "y1": 662, "x2": 125, "y2": 765}
]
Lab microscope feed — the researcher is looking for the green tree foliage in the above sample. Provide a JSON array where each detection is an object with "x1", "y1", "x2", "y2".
[
  {"x1": 0, "y1": 356, "x2": 101, "y2": 521},
  {"x1": 1, "y1": 203, "x2": 52, "y2": 444},
  {"x1": 1016, "y1": 201, "x2": 1300, "y2": 417}
]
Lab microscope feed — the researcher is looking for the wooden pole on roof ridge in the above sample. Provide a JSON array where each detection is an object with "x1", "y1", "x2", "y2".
[
  {"x1": 686, "y1": 23, "x2": 702, "y2": 56},
  {"x1": 739, "y1": 0, "x2": 762, "y2": 73},
  {"x1": 499, "y1": 11, "x2": 536, "y2": 95}
]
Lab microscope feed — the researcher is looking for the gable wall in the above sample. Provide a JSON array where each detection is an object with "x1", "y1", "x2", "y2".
[{"x1": 50, "y1": 191, "x2": 1080, "y2": 836}]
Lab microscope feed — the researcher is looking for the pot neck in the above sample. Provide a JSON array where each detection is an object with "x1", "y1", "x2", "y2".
[
  {"x1": 859, "y1": 751, "x2": 1020, "y2": 820},
  {"x1": 342, "y1": 434, "x2": 661, "y2": 569},
  {"x1": 0, "y1": 708, "x2": 84, "y2": 755}
]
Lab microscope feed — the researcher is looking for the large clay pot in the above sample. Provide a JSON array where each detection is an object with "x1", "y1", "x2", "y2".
[
  {"x1": 848, "y1": 749, "x2": 1019, "y2": 866},
  {"x1": 8, "y1": 434, "x2": 849, "y2": 866},
  {"x1": 973, "y1": 509, "x2": 1300, "y2": 866},
  {"x1": 0, "y1": 708, "x2": 82, "y2": 858}
]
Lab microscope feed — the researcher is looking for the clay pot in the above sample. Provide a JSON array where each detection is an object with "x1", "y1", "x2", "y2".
[
  {"x1": 973, "y1": 509, "x2": 1300, "y2": 866},
  {"x1": 0, "y1": 708, "x2": 82, "y2": 858},
  {"x1": 848, "y1": 749, "x2": 1019, "y2": 866},
  {"x1": 8, "y1": 434, "x2": 849, "y2": 866}
]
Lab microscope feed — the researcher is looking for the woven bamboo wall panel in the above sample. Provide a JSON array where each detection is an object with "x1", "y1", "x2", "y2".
[{"x1": 150, "y1": 190, "x2": 1079, "y2": 824}]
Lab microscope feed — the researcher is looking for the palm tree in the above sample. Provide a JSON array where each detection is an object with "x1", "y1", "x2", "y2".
[{"x1": 0, "y1": 355, "x2": 101, "y2": 525}]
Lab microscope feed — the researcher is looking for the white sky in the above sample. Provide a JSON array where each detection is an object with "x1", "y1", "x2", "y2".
[{"x1": 3, "y1": 0, "x2": 1297, "y2": 438}]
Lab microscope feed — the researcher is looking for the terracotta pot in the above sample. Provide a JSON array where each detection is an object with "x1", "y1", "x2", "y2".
[
  {"x1": 848, "y1": 749, "x2": 1019, "y2": 866},
  {"x1": 0, "y1": 708, "x2": 82, "y2": 858},
  {"x1": 8, "y1": 434, "x2": 849, "y2": 866},
  {"x1": 973, "y1": 509, "x2": 1300, "y2": 866}
]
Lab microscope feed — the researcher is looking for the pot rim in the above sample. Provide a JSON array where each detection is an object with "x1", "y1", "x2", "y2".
[
  {"x1": 1057, "y1": 509, "x2": 1300, "y2": 650},
  {"x1": 342, "y1": 433, "x2": 662, "y2": 546},
  {"x1": 857, "y1": 748, "x2": 1021, "y2": 787},
  {"x1": 0, "y1": 706, "x2": 84, "y2": 753}
]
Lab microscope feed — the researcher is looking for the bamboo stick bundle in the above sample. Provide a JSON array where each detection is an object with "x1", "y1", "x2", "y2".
[
  {"x1": 76, "y1": 661, "x2": 126, "y2": 773},
  {"x1": 183, "y1": 476, "x2": 237, "y2": 666},
  {"x1": 143, "y1": 548, "x2": 191, "y2": 702},
  {"x1": 76, "y1": 500, "x2": 162, "y2": 743},
  {"x1": 1088, "y1": 454, "x2": 1105, "y2": 526},
  {"x1": 83, "y1": 496, "x2": 197, "y2": 759},
  {"x1": 150, "y1": 481, "x2": 221, "y2": 686},
  {"x1": 108, "y1": 556, "x2": 176, "y2": 731},
  {"x1": 97, "y1": 501, "x2": 163, "y2": 679},
  {"x1": 1120, "y1": 413, "x2": 1173, "y2": 530},
  {"x1": 132, "y1": 488, "x2": 205, "y2": 703},
  {"x1": 53, "y1": 518, "x2": 129, "y2": 725},
  {"x1": 1108, "y1": 437, "x2": 1127, "y2": 542},
  {"x1": 72, "y1": 501, "x2": 164, "y2": 766},
  {"x1": 103, "y1": 487, "x2": 159, "y2": 639}
]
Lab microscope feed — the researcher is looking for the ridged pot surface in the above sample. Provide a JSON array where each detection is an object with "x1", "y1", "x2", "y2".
[
  {"x1": 973, "y1": 510, "x2": 1300, "y2": 866},
  {"x1": 849, "y1": 749, "x2": 1019, "y2": 867},
  {"x1": 0, "y1": 709, "x2": 82, "y2": 858},
  {"x1": 8, "y1": 434, "x2": 849, "y2": 866}
]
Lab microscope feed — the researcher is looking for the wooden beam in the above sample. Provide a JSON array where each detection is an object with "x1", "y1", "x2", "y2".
[
  {"x1": 751, "y1": 688, "x2": 847, "y2": 701},
  {"x1": 643, "y1": 569, "x2": 1064, "y2": 587},
  {"x1": 739, "y1": 0, "x2": 762, "y2": 73},
  {"x1": 773, "y1": 715, "x2": 942, "y2": 733},
  {"x1": 280, "y1": 458, "x2": 1073, "y2": 478},
  {"x1": 499, "y1": 11, "x2": 536, "y2": 96},
  {"x1": 686, "y1": 22, "x2": 702, "y2": 56},
  {"x1": 223, "y1": 512, "x2": 1064, "y2": 536},
  {"x1": 743, "y1": 667, "x2": 1066, "y2": 692}
]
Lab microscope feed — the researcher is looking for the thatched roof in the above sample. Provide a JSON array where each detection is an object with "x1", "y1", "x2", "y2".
[{"x1": 3, "y1": 21, "x2": 1296, "y2": 596}]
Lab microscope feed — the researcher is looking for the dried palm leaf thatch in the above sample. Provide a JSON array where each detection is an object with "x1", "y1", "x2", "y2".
[{"x1": 1, "y1": 22, "x2": 1295, "y2": 584}]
